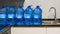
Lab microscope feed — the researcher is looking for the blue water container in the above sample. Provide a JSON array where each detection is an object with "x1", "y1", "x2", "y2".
[
  {"x1": 33, "y1": 6, "x2": 42, "y2": 25},
  {"x1": 15, "y1": 6, "x2": 24, "y2": 25},
  {"x1": 0, "y1": 6, "x2": 7, "y2": 25},
  {"x1": 24, "y1": 6, "x2": 33, "y2": 25},
  {"x1": 6, "y1": 6, "x2": 15, "y2": 26}
]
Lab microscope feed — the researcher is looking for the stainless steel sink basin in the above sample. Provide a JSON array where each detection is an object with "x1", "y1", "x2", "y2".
[{"x1": 42, "y1": 20, "x2": 60, "y2": 25}]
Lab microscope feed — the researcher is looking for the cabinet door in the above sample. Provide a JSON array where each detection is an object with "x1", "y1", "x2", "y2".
[
  {"x1": 11, "y1": 27, "x2": 46, "y2": 34},
  {"x1": 47, "y1": 27, "x2": 60, "y2": 34}
]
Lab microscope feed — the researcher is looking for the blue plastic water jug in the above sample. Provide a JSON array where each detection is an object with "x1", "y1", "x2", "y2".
[
  {"x1": 15, "y1": 6, "x2": 24, "y2": 25},
  {"x1": 0, "y1": 6, "x2": 7, "y2": 25},
  {"x1": 24, "y1": 6, "x2": 33, "y2": 25},
  {"x1": 6, "y1": 6, "x2": 15, "y2": 26},
  {"x1": 33, "y1": 6, "x2": 42, "y2": 25}
]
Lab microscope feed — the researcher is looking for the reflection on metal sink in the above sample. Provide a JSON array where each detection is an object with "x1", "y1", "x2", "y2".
[{"x1": 42, "y1": 19, "x2": 60, "y2": 25}]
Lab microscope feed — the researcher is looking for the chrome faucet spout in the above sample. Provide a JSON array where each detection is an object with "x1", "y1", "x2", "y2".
[{"x1": 49, "y1": 7, "x2": 56, "y2": 23}]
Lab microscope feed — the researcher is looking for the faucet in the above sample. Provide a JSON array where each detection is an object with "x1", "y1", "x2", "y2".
[{"x1": 49, "y1": 7, "x2": 57, "y2": 23}]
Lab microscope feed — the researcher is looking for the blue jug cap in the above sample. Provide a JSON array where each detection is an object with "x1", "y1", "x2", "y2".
[
  {"x1": 28, "y1": 6, "x2": 31, "y2": 8},
  {"x1": 19, "y1": 6, "x2": 23, "y2": 8},
  {"x1": 36, "y1": 6, "x2": 40, "y2": 8},
  {"x1": 10, "y1": 6, "x2": 15, "y2": 8},
  {"x1": 2, "y1": 6, "x2": 7, "y2": 8}
]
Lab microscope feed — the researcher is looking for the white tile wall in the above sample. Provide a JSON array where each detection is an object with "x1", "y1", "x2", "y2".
[{"x1": 24, "y1": 0, "x2": 60, "y2": 19}]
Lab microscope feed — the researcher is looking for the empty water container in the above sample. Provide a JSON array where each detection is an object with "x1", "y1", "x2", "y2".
[
  {"x1": 15, "y1": 6, "x2": 24, "y2": 25},
  {"x1": 24, "y1": 6, "x2": 33, "y2": 25},
  {"x1": 33, "y1": 6, "x2": 42, "y2": 25}
]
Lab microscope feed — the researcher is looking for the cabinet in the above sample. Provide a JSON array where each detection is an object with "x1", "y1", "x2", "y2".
[
  {"x1": 2, "y1": 27, "x2": 60, "y2": 34},
  {"x1": 47, "y1": 27, "x2": 60, "y2": 34},
  {"x1": 11, "y1": 27, "x2": 46, "y2": 34}
]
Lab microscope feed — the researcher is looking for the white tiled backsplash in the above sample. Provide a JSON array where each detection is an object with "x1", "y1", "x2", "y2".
[{"x1": 24, "y1": 0, "x2": 60, "y2": 19}]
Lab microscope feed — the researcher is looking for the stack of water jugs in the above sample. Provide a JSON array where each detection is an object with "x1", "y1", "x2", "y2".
[{"x1": 0, "y1": 5, "x2": 42, "y2": 26}]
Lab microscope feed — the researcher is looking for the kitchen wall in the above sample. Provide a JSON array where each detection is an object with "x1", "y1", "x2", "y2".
[{"x1": 24, "y1": 0, "x2": 60, "y2": 19}]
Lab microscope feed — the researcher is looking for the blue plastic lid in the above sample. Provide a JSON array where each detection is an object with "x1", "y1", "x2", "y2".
[
  {"x1": 10, "y1": 6, "x2": 15, "y2": 8},
  {"x1": 28, "y1": 6, "x2": 31, "y2": 8},
  {"x1": 19, "y1": 6, "x2": 23, "y2": 8},
  {"x1": 36, "y1": 6, "x2": 40, "y2": 8},
  {"x1": 36, "y1": 6, "x2": 42, "y2": 12},
  {"x1": 2, "y1": 6, "x2": 7, "y2": 8}
]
